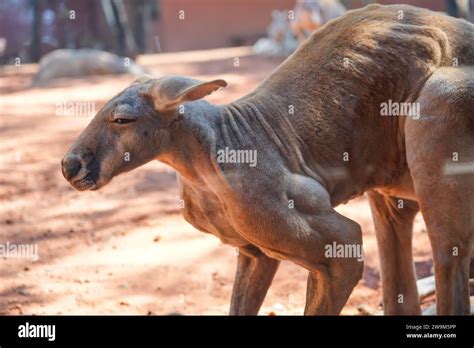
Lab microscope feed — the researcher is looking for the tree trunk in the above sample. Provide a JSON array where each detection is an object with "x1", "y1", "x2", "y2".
[
  {"x1": 133, "y1": 0, "x2": 149, "y2": 53},
  {"x1": 100, "y1": 0, "x2": 138, "y2": 58},
  {"x1": 30, "y1": 0, "x2": 42, "y2": 62}
]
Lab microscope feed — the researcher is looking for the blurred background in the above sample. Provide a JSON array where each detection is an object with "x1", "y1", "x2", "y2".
[
  {"x1": 1, "y1": 0, "x2": 473, "y2": 64},
  {"x1": 0, "y1": 0, "x2": 472, "y2": 315}
]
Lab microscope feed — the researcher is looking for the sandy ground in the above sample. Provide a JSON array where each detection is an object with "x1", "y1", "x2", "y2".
[{"x1": 0, "y1": 47, "x2": 436, "y2": 315}]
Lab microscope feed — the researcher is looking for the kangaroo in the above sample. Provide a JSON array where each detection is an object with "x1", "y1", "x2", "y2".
[{"x1": 62, "y1": 4, "x2": 474, "y2": 315}]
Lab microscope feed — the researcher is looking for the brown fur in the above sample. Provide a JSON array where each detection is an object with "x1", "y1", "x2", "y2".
[{"x1": 62, "y1": 4, "x2": 474, "y2": 315}]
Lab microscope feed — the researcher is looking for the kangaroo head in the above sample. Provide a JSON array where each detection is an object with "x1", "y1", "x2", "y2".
[{"x1": 61, "y1": 75, "x2": 227, "y2": 191}]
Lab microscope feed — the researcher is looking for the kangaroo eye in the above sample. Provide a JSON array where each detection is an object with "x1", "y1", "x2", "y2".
[{"x1": 113, "y1": 118, "x2": 135, "y2": 124}]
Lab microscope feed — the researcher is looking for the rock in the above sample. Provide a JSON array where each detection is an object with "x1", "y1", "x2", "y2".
[
  {"x1": 417, "y1": 275, "x2": 436, "y2": 300},
  {"x1": 253, "y1": 1, "x2": 346, "y2": 57},
  {"x1": 253, "y1": 11, "x2": 298, "y2": 56},
  {"x1": 33, "y1": 49, "x2": 148, "y2": 85},
  {"x1": 17, "y1": 287, "x2": 30, "y2": 296}
]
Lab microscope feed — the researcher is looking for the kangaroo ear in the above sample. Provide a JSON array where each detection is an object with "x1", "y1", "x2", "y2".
[{"x1": 142, "y1": 76, "x2": 227, "y2": 112}]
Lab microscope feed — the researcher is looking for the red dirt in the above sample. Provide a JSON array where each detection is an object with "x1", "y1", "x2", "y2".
[{"x1": 0, "y1": 47, "x2": 434, "y2": 315}]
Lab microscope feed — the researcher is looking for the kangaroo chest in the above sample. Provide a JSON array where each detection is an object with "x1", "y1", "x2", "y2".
[{"x1": 177, "y1": 176, "x2": 249, "y2": 247}]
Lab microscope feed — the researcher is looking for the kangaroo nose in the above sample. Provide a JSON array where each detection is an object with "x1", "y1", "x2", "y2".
[{"x1": 62, "y1": 156, "x2": 82, "y2": 180}]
